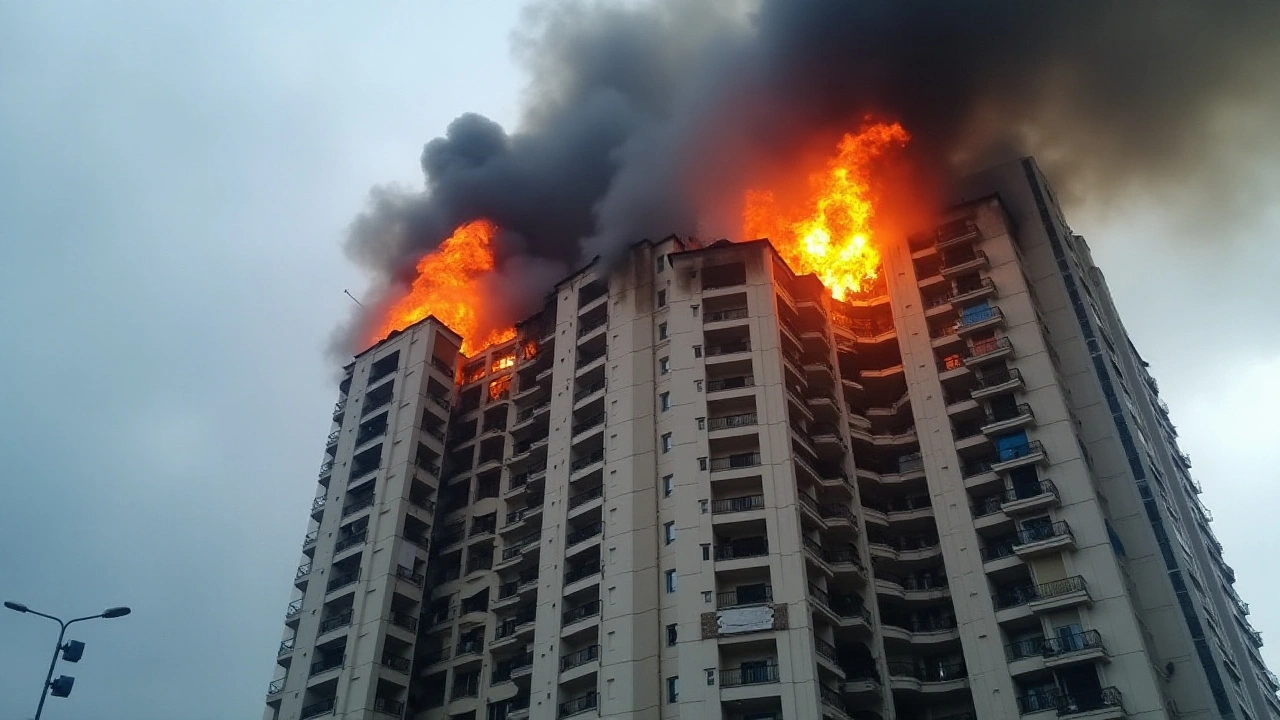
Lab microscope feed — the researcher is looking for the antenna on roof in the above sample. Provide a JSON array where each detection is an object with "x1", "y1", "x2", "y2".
[{"x1": 343, "y1": 289, "x2": 364, "y2": 308}]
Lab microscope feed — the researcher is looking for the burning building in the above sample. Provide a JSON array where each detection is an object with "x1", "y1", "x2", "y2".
[{"x1": 263, "y1": 157, "x2": 1280, "y2": 720}]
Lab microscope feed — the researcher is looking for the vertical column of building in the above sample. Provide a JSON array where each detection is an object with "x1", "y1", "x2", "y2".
[
  {"x1": 899, "y1": 197, "x2": 1171, "y2": 719},
  {"x1": 414, "y1": 340, "x2": 519, "y2": 717},
  {"x1": 266, "y1": 320, "x2": 461, "y2": 720},
  {"x1": 522, "y1": 272, "x2": 610, "y2": 719}
]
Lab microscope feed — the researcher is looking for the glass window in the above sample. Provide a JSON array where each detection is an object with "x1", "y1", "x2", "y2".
[
  {"x1": 666, "y1": 623, "x2": 677, "y2": 646},
  {"x1": 664, "y1": 522, "x2": 676, "y2": 544},
  {"x1": 667, "y1": 676, "x2": 679, "y2": 703},
  {"x1": 660, "y1": 392, "x2": 671, "y2": 411},
  {"x1": 662, "y1": 433, "x2": 673, "y2": 453},
  {"x1": 659, "y1": 356, "x2": 670, "y2": 375},
  {"x1": 657, "y1": 289, "x2": 667, "y2": 307},
  {"x1": 665, "y1": 569, "x2": 677, "y2": 593},
  {"x1": 658, "y1": 322, "x2": 668, "y2": 340},
  {"x1": 662, "y1": 474, "x2": 674, "y2": 497}
]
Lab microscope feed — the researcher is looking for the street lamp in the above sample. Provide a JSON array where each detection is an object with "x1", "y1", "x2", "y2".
[{"x1": 4, "y1": 600, "x2": 132, "y2": 719}]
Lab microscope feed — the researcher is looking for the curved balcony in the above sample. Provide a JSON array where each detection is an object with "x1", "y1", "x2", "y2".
[
  {"x1": 1012, "y1": 521, "x2": 1075, "y2": 558},
  {"x1": 971, "y1": 367, "x2": 1023, "y2": 400},
  {"x1": 808, "y1": 584, "x2": 872, "y2": 632},
  {"x1": 955, "y1": 306, "x2": 1004, "y2": 335},
  {"x1": 981, "y1": 403, "x2": 1035, "y2": 436},
  {"x1": 886, "y1": 660, "x2": 968, "y2": 694}
]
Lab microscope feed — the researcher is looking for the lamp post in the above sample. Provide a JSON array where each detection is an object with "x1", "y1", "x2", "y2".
[{"x1": 4, "y1": 600, "x2": 131, "y2": 720}]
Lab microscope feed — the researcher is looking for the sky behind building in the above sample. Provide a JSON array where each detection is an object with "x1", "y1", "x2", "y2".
[{"x1": 0, "y1": 2, "x2": 1277, "y2": 718}]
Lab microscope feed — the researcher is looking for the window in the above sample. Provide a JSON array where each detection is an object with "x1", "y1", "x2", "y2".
[
  {"x1": 657, "y1": 289, "x2": 667, "y2": 307},
  {"x1": 660, "y1": 392, "x2": 671, "y2": 411},
  {"x1": 694, "y1": 379, "x2": 703, "y2": 392},
  {"x1": 696, "y1": 417, "x2": 705, "y2": 430},
  {"x1": 665, "y1": 570, "x2": 677, "y2": 593},
  {"x1": 697, "y1": 457, "x2": 707, "y2": 470},
  {"x1": 706, "y1": 669, "x2": 715, "y2": 686},
  {"x1": 658, "y1": 322, "x2": 668, "y2": 340},
  {"x1": 662, "y1": 474, "x2": 674, "y2": 497},
  {"x1": 666, "y1": 676, "x2": 679, "y2": 703},
  {"x1": 701, "y1": 544, "x2": 710, "y2": 560},
  {"x1": 666, "y1": 623, "x2": 678, "y2": 646},
  {"x1": 693, "y1": 345, "x2": 702, "y2": 358},
  {"x1": 656, "y1": 254, "x2": 666, "y2": 273},
  {"x1": 659, "y1": 356, "x2": 670, "y2": 375},
  {"x1": 662, "y1": 433, "x2": 673, "y2": 453},
  {"x1": 664, "y1": 522, "x2": 676, "y2": 545}
]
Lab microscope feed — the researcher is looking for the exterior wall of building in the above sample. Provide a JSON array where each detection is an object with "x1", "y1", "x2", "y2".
[{"x1": 266, "y1": 158, "x2": 1279, "y2": 720}]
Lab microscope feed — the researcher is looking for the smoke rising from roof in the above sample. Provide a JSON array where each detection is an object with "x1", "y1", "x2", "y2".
[{"x1": 338, "y1": 0, "x2": 1280, "y2": 355}]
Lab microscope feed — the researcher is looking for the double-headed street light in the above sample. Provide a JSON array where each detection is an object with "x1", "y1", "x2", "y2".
[{"x1": 4, "y1": 600, "x2": 131, "y2": 719}]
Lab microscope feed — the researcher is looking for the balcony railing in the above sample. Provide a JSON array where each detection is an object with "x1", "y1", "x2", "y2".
[
  {"x1": 714, "y1": 538, "x2": 769, "y2": 560},
  {"x1": 317, "y1": 611, "x2": 353, "y2": 634},
  {"x1": 569, "y1": 485, "x2": 603, "y2": 508},
  {"x1": 705, "y1": 307, "x2": 749, "y2": 323},
  {"x1": 814, "y1": 636, "x2": 838, "y2": 662},
  {"x1": 285, "y1": 599, "x2": 302, "y2": 619},
  {"x1": 381, "y1": 654, "x2": 412, "y2": 673},
  {"x1": 558, "y1": 691, "x2": 598, "y2": 717},
  {"x1": 572, "y1": 413, "x2": 605, "y2": 435},
  {"x1": 389, "y1": 611, "x2": 418, "y2": 632},
  {"x1": 986, "y1": 403, "x2": 1032, "y2": 426},
  {"x1": 995, "y1": 575, "x2": 1088, "y2": 609},
  {"x1": 567, "y1": 522, "x2": 603, "y2": 547},
  {"x1": 967, "y1": 336, "x2": 1012, "y2": 360},
  {"x1": 1057, "y1": 687, "x2": 1123, "y2": 715},
  {"x1": 819, "y1": 683, "x2": 847, "y2": 712},
  {"x1": 705, "y1": 340, "x2": 751, "y2": 357},
  {"x1": 720, "y1": 663, "x2": 780, "y2": 687},
  {"x1": 373, "y1": 697, "x2": 405, "y2": 715},
  {"x1": 808, "y1": 584, "x2": 871, "y2": 622},
  {"x1": 1015, "y1": 520, "x2": 1071, "y2": 546},
  {"x1": 341, "y1": 494, "x2": 374, "y2": 517},
  {"x1": 573, "y1": 381, "x2": 606, "y2": 402},
  {"x1": 956, "y1": 305, "x2": 1003, "y2": 329},
  {"x1": 334, "y1": 530, "x2": 367, "y2": 554},
  {"x1": 575, "y1": 351, "x2": 606, "y2": 369},
  {"x1": 577, "y1": 317, "x2": 608, "y2": 337},
  {"x1": 887, "y1": 660, "x2": 966, "y2": 682},
  {"x1": 326, "y1": 570, "x2": 360, "y2": 593},
  {"x1": 565, "y1": 563, "x2": 601, "y2": 584},
  {"x1": 560, "y1": 644, "x2": 600, "y2": 670},
  {"x1": 502, "y1": 533, "x2": 541, "y2": 560},
  {"x1": 495, "y1": 608, "x2": 537, "y2": 639},
  {"x1": 711, "y1": 495, "x2": 764, "y2": 514},
  {"x1": 974, "y1": 367, "x2": 1022, "y2": 391},
  {"x1": 278, "y1": 637, "x2": 295, "y2": 656},
  {"x1": 395, "y1": 565, "x2": 424, "y2": 587},
  {"x1": 420, "y1": 646, "x2": 450, "y2": 665},
  {"x1": 267, "y1": 678, "x2": 284, "y2": 695},
  {"x1": 492, "y1": 653, "x2": 535, "y2": 683},
  {"x1": 709, "y1": 452, "x2": 762, "y2": 472},
  {"x1": 717, "y1": 584, "x2": 773, "y2": 609},
  {"x1": 708, "y1": 412, "x2": 758, "y2": 430},
  {"x1": 562, "y1": 599, "x2": 602, "y2": 625},
  {"x1": 1016, "y1": 689, "x2": 1061, "y2": 714},
  {"x1": 706, "y1": 375, "x2": 754, "y2": 392},
  {"x1": 996, "y1": 439, "x2": 1044, "y2": 463},
  {"x1": 309, "y1": 654, "x2": 345, "y2": 676},
  {"x1": 300, "y1": 698, "x2": 336, "y2": 719},
  {"x1": 570, "y1": 449, "x2": 605, "y2": 472}
]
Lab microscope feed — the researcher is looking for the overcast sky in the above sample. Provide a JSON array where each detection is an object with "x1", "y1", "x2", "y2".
[{"x1": 1, "y1": 3, "x2": 1277, "y2": 718}]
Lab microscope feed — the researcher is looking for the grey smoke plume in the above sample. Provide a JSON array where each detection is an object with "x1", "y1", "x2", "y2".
[{"x1": 340, "y1": 0, "x2": 1280, "y2": 353}]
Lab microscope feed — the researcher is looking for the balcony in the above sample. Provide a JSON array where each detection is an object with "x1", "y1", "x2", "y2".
[
  {"x1": 569, "y1": 485, "x2": 603, "y2": 510},
  {"x1": 1055, "y1": 687, "x2": 1125, "y2": 718},
  {"x1": 712, "y1": 495, "x2": 765, "y2": 515},
  {"x1": 295, "y1": 562, "x2": 312, "y2": 587},
  {"x1": 991, "y1": 440, "x2": 1047, "y2": 472},
  {"x1": 717, "y1": 584, "x2": 773, "y2": 609},
  {"x1": 572, "y1": 413, "x2": 605, "y2": 437},
  {"x1": 955, "y1": 305, "x2": 1004, "y2": 334},
  {"x1": 705, "y1": 307, "x2": 750, "y2": 323},
  {"x1": 562, "y1": 599, "x2": 602, "y2": 626},
  {"x1": 267, "y1": 678, "x2": 285, "y2": 696},
  {"x1": 570, "y1": 449, "x2": 605, "y2": 473},
  {"x1": 565, "y1": 562, "x2": 601, "y2": 585},
  {"x1": 560, "y1": 644, "x2": 600, "y2": 671},
  {"x1": 886, "y1": 660, "x2": 968, "y2": 692},
  {"x1": 389, "y1": 610, "x2": 418, "y2": 632},
  {"x1": 996, "y1": 576, "x2": 1091, "y2": 616},
  {"x1": 819, "y1": 683, "x2": 849, "y2": 717},
  {"x1": 300, "y1": 698, "x2": 337, "y2": 719},
  {"x1": 326, "y1": 569, "x2": 360, "y2": 594},
  {"x1": 714, "y1": 537, "x2": 769, "y2": 561},
  {"x1": 721, "y1": 663, "x2": 780, "y2": 687},
  {"x1": 492, "y1": 653, "x2": 535, "y2": 684},
  {"x1": 573, "y1": 381, "x2": 605, "y2": 403},
  {"x1": 963, "y1": 337, "x2": 1013, "y2": 366},
  {"x1": 334, "y1": 529, "x2": 367, "y2": 554},
  {"x1": 558, "y1": 691, "x2": 598, "y2": 718},
  {"x1": 309, "y1": 654, "x2": 345, "y2": 677},
  {"x1": 381, "y1": 652, "x2": 412, "y2": 674},
  {"x1": 317, "y1": 610, "x2": 353, "y2": 635},
  {"x1": 566, "y1": 522, "x2": 603, "y2": 548},
  {"x1": 341, "y1": 494, "x2": 375, "y2": 517},
  {"x1": 373, "y1": 697, "x2": 405, "y2": 716},
  {"x1": 311, "y1": 496, "x2": 326, "y2": 518},
  {"x1": 936, "y1": 219, "x2": 980, "y2": 249},
  {"x1": 709, "y1": 412, "x2": 759, "y2": 432},
  {"x1": 708, "y1": 374, "x2": 755, "y2": 393},
  {"x1": 577, "y1": 316, "x2": 607, "y2": 338},
  {"x1": 575, "y1": 350, "x2": 606, "y2": 369},
  {"x1": 395, "y1": 565, "x2": 424, "y2": 587},
  {"x1": 706, "y1": 340, "x2": 752, "y2": 357},
  {"x1": 940, "y1": 250, "x2": 988, "y2": 277},
  {"x1": 710, "y1": 452, "x2": 762, "y2": 472},
  {"x1": 285, "y1": 599, "x2": 302, "y2": 621},
  {"x1": 808, "y1": 585, "x2": 871, "y2": 629},
  {"x1": 1012, "y1": 521, "x2": 1074, "y2": 557},
  {"x1": 971, "y1": 368, "x2": 1024, "y2": 399},
  {"x1": 982, "y1": 403, "x2": 1035, "y2": 435},
  {"x1": 1001, "y1": 480, "x2": 1060, "y2": 515}
]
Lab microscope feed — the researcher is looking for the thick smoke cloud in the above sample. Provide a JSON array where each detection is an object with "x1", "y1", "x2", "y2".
[{"x1": 340, "y1": 0, "x2": 1280, "y2": 354}]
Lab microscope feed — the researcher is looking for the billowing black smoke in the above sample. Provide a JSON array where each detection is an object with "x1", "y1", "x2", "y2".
[{"x1": 339, "y1": 0, "x2": 1280, "y2": 354}]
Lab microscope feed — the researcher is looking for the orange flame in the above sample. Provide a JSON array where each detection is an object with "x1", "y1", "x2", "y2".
[
  {"x1": 368, "y1": 219, "x2": 517, "y2": 355},
  {"x1": 743, "y1": 122, "x2": 909, "y2": 300}
]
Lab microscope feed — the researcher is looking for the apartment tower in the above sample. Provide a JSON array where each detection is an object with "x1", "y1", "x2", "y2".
[{"x1": 264, "y1": 157, "x2": 1279, "y2": 720}]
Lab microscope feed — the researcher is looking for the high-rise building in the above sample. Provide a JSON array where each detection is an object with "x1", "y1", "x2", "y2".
[{"x1": 264, "y1": 158, "x2": 1279, "y2": 720}]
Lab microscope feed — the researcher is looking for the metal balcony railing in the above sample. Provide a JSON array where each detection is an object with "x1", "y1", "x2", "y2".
[
  {"x1": 309, "y1": 654, "x2": 344, "y2": 676},
  {"x1": 569, "y1": 485, "x2": 603, "y2": 508},
  {"x1": 974, "y1": 367, "x2": 1022, "y2": 390},
  {"x1": 300, "y1": 698, "x2": 336, "y2": 719},
  {"x1": 819, "y1": 683, "x2": 846, "y2": 711},
  {"x1": 957, "y1": 306, "x2": 1003, "y2": 329},
  {"x1": 285, "y1": 599, "x2": 302, "y2": 619},
  {"x1": 267, "y1": 678, "x2": 284, "y2": 695},
  {"x1": 326, "y1": 570, "x2": 360, "y2": 593},
  {"x1": 720, "y1": 663, "x2": 779, "y2": 687},
  {"x1": 713, "y1": 538, "x2": 769, "y2": 560},
  {"x1": 572, "y1": 413, "x2": 605, "y2": 435},
  {"x1": 317, "y1": 611, "x2": 353, "y2": 634},
  {"x1": 967, "y1": 336, "x2": 1011, "y2": 360},
  {"x1": 814, "y1": 636, "x2": 838, "y2": 661},
  {"x1": 341, "y1": 494, "x2": 374, "y2": 517},
  {"x1": 332, "y1": 400, "x2": 346, "y2": 417},
  {"x1": 575, "y1": 351, "x2": 606, "y2": 369},
  {"x1": 562, "y1": 599, "x2": 601, "y2": 625},
  {"x1": 395, "y1": 565, "x2": 424, "y2": 587},
  {"x1": 708, "y1": 412, "x2": 758, "y2": 430},
  {"x1": 995, "y1": 575, "x2": 1088, "y2": 609},
  {"x1": 565, "y1": 563, "x2": 601, "y2": 584},
  {"x1": 558, "y1": 691, "x2": 598, "y2": 717},
  {"x1": 704, "y1": 307, "x2": 749, "y2": 323},
  {"x1": 716, "y1": 584, "x2": 773, "y2": 609},
  {"x1": 711, "y1": 495, "x2": 764, "y2": 514},
  {"x1": 996, "y1": 439, "x2": 1044, "y2": 463},
  {"x1": 573, "y1": 381, "x2": 606, "y2": 401},
  {"x1": 577, "y1": 317, "x2": 607, "y2": 337},
  {"x1": 709, "y1": 452, "x2": 762, "y2": 472},
  {"x1": 1057, "y1": 687, "x2": 1123, "y2": 715},
  {"x1": 986, "y1": 402, "x2": 1032, "y2": 425},
  {"x1": 887, "y1": 660, "x2": 966, "y2": 682},
  {"x1": 706, "y1": 375, "x2": 754, "y2": 392},
  {"x1": 705, "y1": 340, "x2": 751, "y2": 357},
  {"x1": 980, "y1": 539, "x2": 1016, "y2": 562},
  {"x1": 1016, "y1": 689, "x2": 1060, "y2": 714},
  {"x1": 373, "y1": 697, "x2": 405, "y2": 715},
  {"x1": 380, "y1": 654, "x2": 411, "y2": 673},
  {"x1": 570, "y1": 449, "x2": 605, "y2": 472},
  {"x1": 334, "y1": 530, "x2": 367, "y2": 554},
  {"x1": 420, "y1": 646, "x2": 450, "y2": 664},
  {"x1": 1015, "y1": 520, "x2": 1071, "y2": 546},
  {"x1": 560, "y1": 644, "x2": 600, "y2": 670},
  {"x1": 566, "y1": 522, "x2": 603, "y2": 547},
  {"x1": 278, "y1": 638, "x2": 294, "y2": 655},
  {"x1": 389, "y1": 611, "x2": 418, "y2": 632},
  {"x1": 296, "y1": 562, "x2": 312, "y2": 579}
]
